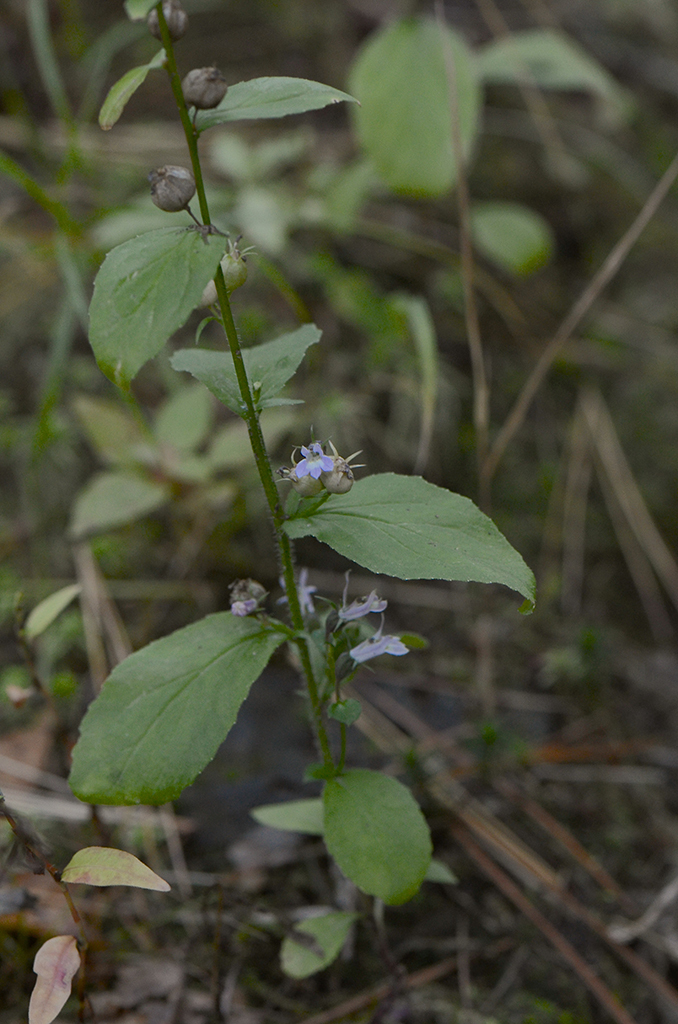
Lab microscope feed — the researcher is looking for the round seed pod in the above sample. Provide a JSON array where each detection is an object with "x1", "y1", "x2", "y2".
[
  {"x1": 182, "y1": 67, "x2": 228, "y2": 110},
  {"x1": 148, "y1": 0, "x2": 188, "y2": 41},
  {"x1": 321, "y1": 458, "x2": 355, "y2": 494},
  {"x1": 199, "y1": 246, "x2": 249, "y2": 306},
  {"x1": 148, "y1": 164, "x2": 195, "y2": 212}
]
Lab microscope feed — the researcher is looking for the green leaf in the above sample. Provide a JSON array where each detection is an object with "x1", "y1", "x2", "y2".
[
  {"x1": 70, "y1": 472, "x2": 168, "y2": 540},
  {"x1": 195, "y1": 77, "x2": 357, "y2": 132},
  {"x1": 284, "y1": 473, "x2": 535, "y2": 607},
  {"x1": 61, "y1": 847, "x2": 170, "y2": 891},
  {"x1": 323, "y1": 769, "x2": 431, "y2": 904},
  {"x1": 251, "y1": 799, "x2": 324, "y2": 835},
  {"x1": 89, "y1": 228, "x2": 227, "y2": 390},
  {"x1": 348, "y1": 18, "x2": 481, "y2": 197},
  {"x1": 424, "y1": 858, "x2": 458, "y2": 884},
  {"x1": 24, "y1": 585, "x2": 82, "y2": 641},
  {"x1": 476, "y1": 29, "x2": 630, "y2": 124},
  {"x1": 154, "y1": 382, "x2": 213, "y2": 452},
  {"x1": 281, "y1": 912, "x2": 358, "y2": 979},
  {"x1": 328, "y1": 699, "x2": 362, "y2": 726},
  {"x1": 124, "y1": 0, "x2": 157, "y2": 19},
  {"x1": 171, "y1": 323, "x2": 321, "y2": 415},
  {"x1": 471, "y1": 201, "x2": 554, "y2": 276},
  {"x1": 72, "y1": 395, "x2": 145, "y2": 465},
  {"x1": 99, "y1": 49, "x2": 165, "y2": 130},
  {"x1": 69, "y1": 614, "x2": 286, "y2": 804}
]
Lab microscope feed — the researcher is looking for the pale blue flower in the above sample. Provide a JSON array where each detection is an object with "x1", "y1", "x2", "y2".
[
  {"x1": 278, "y1": 567, "x2": 317, "y2": 615},
  {"x1": 338, "y1": 572, "x2": 387, "y2": 621},
  {"x1": 350, "y1": 620, "x2": 409, "y2": 664},
  {"x1": 294, "y1": 442, "x2": 333, "y2": 480},
  {"x1": 231, "y1": 599, "x2": 258, "y2": 617}
]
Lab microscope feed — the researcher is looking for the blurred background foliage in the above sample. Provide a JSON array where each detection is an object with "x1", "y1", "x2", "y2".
[{"x1": 4, "y1": 0, "x2": 678, "y2": 1017}]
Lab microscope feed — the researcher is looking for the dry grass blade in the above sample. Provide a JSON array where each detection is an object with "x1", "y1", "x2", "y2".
[{"x1": 482, "y1": 148, "x2": 678, "y2": 485}]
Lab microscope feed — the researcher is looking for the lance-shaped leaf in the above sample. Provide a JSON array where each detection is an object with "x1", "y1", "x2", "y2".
[
  {"x1": 89, "y1": 228, "x2": 227, "y2": 390},
  {"x1": 195, "y1": 77, "x2": 357, "y2": 132},
  {"x1": 99, "y1": 49, "x2": 165, "y2": 130},
  {"x1": 281, "y1": 912, "x2": 359, "y2": 979},
  {"x1": 348, "y1": 18, "x2": 481, "y2": 196},
  {"x1": 172, "y1": 323, "x2": 321, "y2": 415},
  {"x1": 284, "y1": 473, "x2": 535, "y2": 608},
  {"x1": 323, "y1": 769, "x2": 432, "y2": 905},
  {"x1": 251, "y1": 798, "x2": 324, "y2": 835},
  {"x1": 62, "y1": 847, "x2": 170, "y2": 891},
  {"x1": 24, "y1": 584, "x2": 82, "y2": 641},
  {"x1": 29, "y1": 935, "x2": 80, "y2": 1024},
  {"x1": 69, "y1": 614, "x2": 286, "y2": 805}
]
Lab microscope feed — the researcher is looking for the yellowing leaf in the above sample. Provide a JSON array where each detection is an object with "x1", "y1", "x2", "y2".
[
  {"x1": 61, "y1": 847, "x2": 170, "y2": 891},
  {"x1": 29, "y1": 935, "x2": 80, "y2": 1024}
]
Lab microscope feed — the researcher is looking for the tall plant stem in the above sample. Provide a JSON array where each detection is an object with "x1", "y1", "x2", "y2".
[{"x1": 156, "y1": 5, "x2": 333, "y2": 768}]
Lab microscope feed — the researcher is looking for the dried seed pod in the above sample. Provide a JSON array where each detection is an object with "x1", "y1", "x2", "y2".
[
  {"x1": 148, "y1": 164, "x2": 195, "y2": 212},
  {"x1": 148, "y1": 0, "x2": 188, "y2": 41},
  {"x1": 182, "y1": 67, "x2": 228, "y2": 110}
]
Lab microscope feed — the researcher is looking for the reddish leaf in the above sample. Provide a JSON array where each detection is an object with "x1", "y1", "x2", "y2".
[
  {"x1": 29, "y1": 935, "x2": 80, "y2": 1024},
  {"x1": 61, "y1": 846, "x2": 171, "y2": 891}
]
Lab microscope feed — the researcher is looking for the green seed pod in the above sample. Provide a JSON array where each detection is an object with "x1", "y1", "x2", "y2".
[
  {"x1": 321, "y1": 457, "x2": 355, "y2": 494},
  {"x1": 199, "y1": 244, "x2": 249, "y2": 306},
  {"x1": 182, "y1": 67, "x2": 228, "y2": 110},
  {"x1": 148, "y1": 164, "x2": 195, "y2": 212},
  {"x1": 148, "y1": 0, "x2": 188, "y2": 41}
]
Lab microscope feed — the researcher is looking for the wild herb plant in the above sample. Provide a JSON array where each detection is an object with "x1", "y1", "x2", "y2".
[{"x1": 8, "y1": 1, "x2": 551, "y2": 1016}]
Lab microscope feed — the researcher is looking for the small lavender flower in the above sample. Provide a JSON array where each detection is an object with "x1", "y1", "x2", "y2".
[
  {"x1": 231, "y1": 598, "x2": 258, "y2": 617},
  {"x1": 294, "y1": 442, "x2": 333, "y2": 480},
  {"x1": 350, "y1": 619, "x2": 409, "y2": 664},
  {"x1": 278, "y1": 567, "x2": 317, "y2": 616},
  {"x1": 338, "y1": 573, "x2": 387, "y2": 621}
]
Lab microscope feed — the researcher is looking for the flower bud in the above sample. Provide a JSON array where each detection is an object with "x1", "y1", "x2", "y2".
[
  {"x1": 199, "y1": 242, "x2": 249, "y2": 306},
  {"x1": 148, "y1": 164, "x2": 195, "y2": 212},
  {"x1": 229, "y1": 578, "x2": 266, "y2": 616},
  {"x1": 182, "y1": 67, "x2": 228, "y2": 110},
  {"x1": 148, "y1": 0, "x2": 188, "y2": 42}
]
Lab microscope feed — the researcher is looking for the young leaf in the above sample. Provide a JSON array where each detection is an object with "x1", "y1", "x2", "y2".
[
  {"x1": 471, "y1": 201, "x2": 554, "y2": 276},
  {"x1": 29, "y1": 935, "x2": 80, "y2": 1024},
  {"x1": 328, "y1": 698, "x2": 362, "y2": 726},
  {"x1": 89, "y1": 228, "x2": 227, "y2": 390},
  {"x1": 284, "y1": 473, "x2": 536, "y2": 608},
  {"x1": 61, "y1": 846, "x2": 170, "y2": 891},
  {"x1": 323, "y1": 769, "x2": 432, "y2": 905},
  {"x1": 124, "y1": 0, "x2": 158, "y2": 19},
  {"x1": 348, "y1": 18, "x2": 481, "y2": 196},
  {"x1": 251, "y1": 798, "x2": 324, "y2": 835},
  {"x1": 99, "y1": 49, "x2": 165, "y2": 131},
  {"x1": 69, "y1": 472, "x2": 169, "y2": 540},
  {"x1": 69, "y1": 614, "x2": 286, "y2": 804},
  {"x1": 172, "y1": 323, "x2": 321, "y2": 415},
  {"x1": 281, "y1": 912, "x2": 358, "y2": 979},
  {"x1": 24, "y1": 584, "x2": 82, "y2": 641},
  {"x1": 424, "y1": 858, "x2": 458, "y2": 884},
  {"x1": 72, "y1": 395, "x2": 145, "y2": 465},
  {"x1": 476, "y1": 29, "x2": 630, "y2": 124},
  {"x1": 195, "y1": 77, "x2": 357, "y2": 132}
]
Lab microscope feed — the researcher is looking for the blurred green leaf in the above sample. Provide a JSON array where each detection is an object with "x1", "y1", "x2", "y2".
[
  {"x1": 251, "y1": 798, "x2": 324, "y2": 834},
  {"x1": 72, "y1": 395, "x2": 145, "y2": 465},
  {"x1": 348, "y1": 18, "x2": 481, "y2": 196},
  {"x1": 98, "y1": 49, "x2": 165, "y2": 131},
  {"x1": 124, "y1": 0, "x2": 157, "y2": 19},
  {"x1": 424, "y1": 858, "x2": 458, "y2": 884},
  {"x1": 24, "y1": 585, "x2": 82, "y2": 641},
  {"x1": 154, "y1": 382, "x2": 213, "y2": 452},
  {"x1": 285, "y1": 473, "x2": 535, "y2": 607},
  {"x1": 70, "y1": 472, "x2": 168, "y2": 539},
  {"x1": 195, "y1": 77, "x2": 357, "y2": 131},
  {"x1": 69, "y1": 615, "x2": 287, "y2": 804},
  {"x1": 281, "y1": 912, "x2": 358, "y2": 979},
  {"x1": 323, "y1": 769, "x2": 431, "y2": 904},
  {"x1": 471, "y1": 201, "x2": 554, "y2": 276}
]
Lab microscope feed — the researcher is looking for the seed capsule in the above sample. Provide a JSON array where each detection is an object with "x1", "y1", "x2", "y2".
[
  {"x1": 147, "y1": 0, "x2": 188, "y2": 41},
  {"x1": 182, "y1": 67, "x2": 228, "y2": 110},
  {"x1": 277, "y1": 466, "x2": 324, "y2": 496},
  {"x1": 148, "y1": 164, "x2": 195, "y2": 212},
  {"x1": 199, "y1": 242, "x2": 249, "y2": 306},
  {"x1": 320, "y1": 441, "x2": 363, "y2": 494}
]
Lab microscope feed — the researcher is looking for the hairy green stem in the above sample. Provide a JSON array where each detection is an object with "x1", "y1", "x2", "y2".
[{"x1": 156, "y1": 3, "x2": 333, "y2": 768}]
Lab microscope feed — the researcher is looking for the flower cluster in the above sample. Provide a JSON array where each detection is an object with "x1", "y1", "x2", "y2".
[{"x1": 278, "y1": 440, "x2": 363, "y2": 496}]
